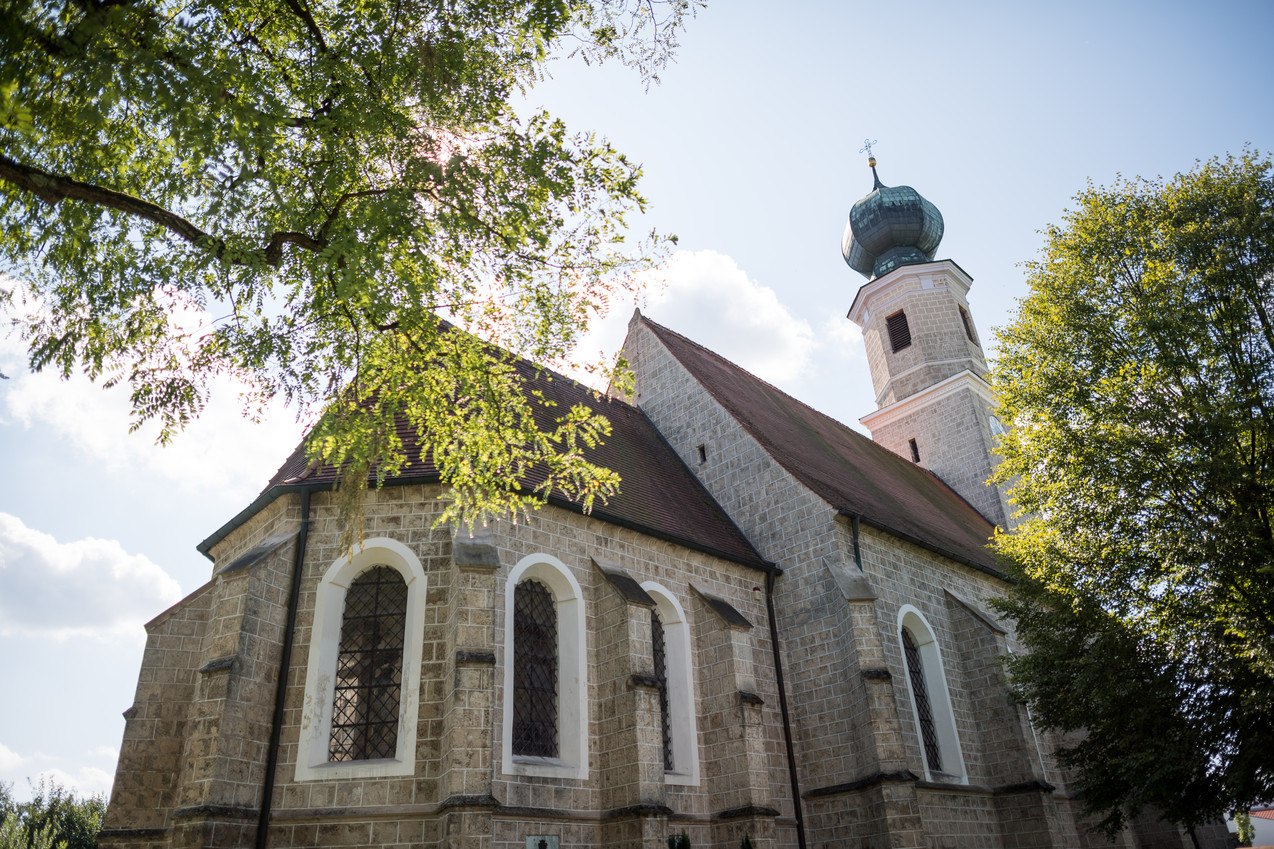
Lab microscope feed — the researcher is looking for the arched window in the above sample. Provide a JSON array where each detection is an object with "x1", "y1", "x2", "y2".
[
  {"x1": 897, "y1": 606, "x2": 966, "y2": 783},
  {"x1": 651, "y1": 608, "x2": 673, "y2": 771},
  {"x1": 329, "y1": 565, "x2": 407, "y2": 762},
  {"x1": 295, "y1": 538, "x2": 427, "y2": 781},
  {"x1": 641, "y1": 582, "x2": 700, "y2": 785},
  {"x1": 902, "y1": 626, "x2": 942, "y2": 773},
  {"x1": 512, "y1": 579, "x2": 558, "y2": 758},
  {"x1": 502, "y1": 554, "x2": 588, "y2": 779}
]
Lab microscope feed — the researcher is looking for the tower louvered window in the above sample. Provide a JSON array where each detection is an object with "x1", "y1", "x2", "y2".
[
  {"x1": 902, "y1": 626, "x2": 943, "y2": 773},
  {"x1": 329, "y1": 565, "x2": 407, "y2": 762},
  {"x1": 513, "y1": 579, "x2": 558, "y2": 757},
  {"x1": 958, "y1": 305, "x2": 977, "y2": 344},
  {"x1": 651, "y1": 609, "x2": 674, "y2": 771},
  {"x1": 886, "y1": 311, "x2": 912, "y2": 352}
]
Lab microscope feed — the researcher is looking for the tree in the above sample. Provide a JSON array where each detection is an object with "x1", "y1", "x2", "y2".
[
  {"x1": 0, "y1": 0, "x2": 698, "y2": 528},
  {"x1": 0, "y1": 779, "x2": 105, "y2": 849},
  {"x1": 991, "y1": 152, "x2": 1274, "y2": 840}
]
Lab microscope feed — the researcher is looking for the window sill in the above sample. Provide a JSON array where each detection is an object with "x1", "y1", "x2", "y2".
[
  {"x1": 294, "y1": 756, "x2": 414, "y2": 782},
  {"x1": 917, "y1": 771, "x2": 971, "y2": 789},
  {"x1": 664, "y1": 770, "x2": 700, "y2": 787},
  {"x1": 506, "y1": 755, "x2": 582, "y2": 779}
]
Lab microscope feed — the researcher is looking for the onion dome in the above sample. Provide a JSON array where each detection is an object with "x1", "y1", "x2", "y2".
[{"x1": 841, "y1": 156, "x2": 944, "y2": 279}]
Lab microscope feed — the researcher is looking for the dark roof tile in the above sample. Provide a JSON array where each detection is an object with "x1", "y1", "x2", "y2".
[{"x1": 206, "y1": 354, "x2": 767, "y2": 570}]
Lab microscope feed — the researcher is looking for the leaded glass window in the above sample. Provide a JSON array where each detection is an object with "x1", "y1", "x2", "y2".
[
  {"x1": 329, "y1": 565, "x2": 407, "y2": 762},
  {"x1": 513, "y1": 579, "x2": 558, "y2": 757},
  {"x1": 902, "y1": 626, "x2": 942, "y2": 773},
  {"x1": 651, "y1": 609, "x2": 673, "y2": 771}
]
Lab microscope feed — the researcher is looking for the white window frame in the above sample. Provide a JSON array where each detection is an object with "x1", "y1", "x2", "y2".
[
  {"x1": 641, "y1": 582, "x2": 701, "y2": 786},
  {"x1": 294, "y1": 537, "x2": 427, "y2": 781},
  {"x1": 501, "y1": 553, "x2": 589, "y2": 779},
  {"x1": 897, "y1": 605, "x2": 967, "y2": 783}
]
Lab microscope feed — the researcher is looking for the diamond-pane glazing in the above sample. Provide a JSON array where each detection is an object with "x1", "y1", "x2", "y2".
[
  {"x1": 902, "y1": 627, "x2": 942, "y2": 773},
  {"x1": 328, "y1": 565, "x2": 406, "y2": 762},
  {"x1": 652, "y1": 610, "x2": 673, "y2": 771},
  {"x1": 512, "y1": 579, "x2": 558, "y2": 757}
]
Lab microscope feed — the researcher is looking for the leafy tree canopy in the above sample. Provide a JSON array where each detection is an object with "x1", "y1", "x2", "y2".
[
  {"x1": 992, "y1": 151, "x2": 1274, "y2": 837},
  {"x1": 0, "y1": 0, "x2": 698, "y2": 528},
  {"x1": 0, "y1": 779, "x2": 105, "y2": 849}
]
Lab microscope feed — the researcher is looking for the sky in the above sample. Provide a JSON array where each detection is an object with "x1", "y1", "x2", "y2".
[{"x1": 1, "y1": 0, "x2": 1272, "y2": 802}]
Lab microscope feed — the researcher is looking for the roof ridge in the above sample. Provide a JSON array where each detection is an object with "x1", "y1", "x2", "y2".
[
  {"x1": 513, "y1": 356, "x2": 645, "y2": 418},
  {"x1": 638, "y1": 314, "x2": 977, "y2": 499},
  {"x1": 640, "y1": 315, "x2": 815, "y2": 413}
]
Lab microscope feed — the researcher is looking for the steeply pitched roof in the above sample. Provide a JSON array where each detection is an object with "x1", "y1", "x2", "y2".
[
  {"x1": 200, "y1": 354, "x2": 768, "y2": 570},
  {"x1": 642, "y1": 317, "x2": 1002, "y2": 576}
]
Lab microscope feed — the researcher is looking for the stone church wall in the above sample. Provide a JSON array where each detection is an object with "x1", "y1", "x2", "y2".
[
  {"x1": 621, "y1": 318, "x2": 1176, "y2": 849},
  {"x1": 102, "y1": 310, "x2": 1225, "y2": 849},
  {"x1": 104, "y1": 480, "x2": 791, "y2": 849},
  {"x1": 103, "y1": 581, "x2": 217, "y2": 849},
  {"x1": 857, "y1": 522, "x2": 1077, "y2": 848},
  {"x1": 626, "y1": 327, "x2": 866, "y2": 721},
  {"x1": 624, "y1": 320, "x2": 934, "y2": 846}
]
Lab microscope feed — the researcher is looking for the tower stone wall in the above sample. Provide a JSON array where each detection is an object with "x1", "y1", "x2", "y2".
[
  {"x1": 851, "y1": 261, "x2": 989, "y2": 407},
  {"x1": 861, "y1": 371, "x2": 1010, "y2": 528},
  {"x1": 849, "y1": 260, "x2": 1010, "y2": 527}
]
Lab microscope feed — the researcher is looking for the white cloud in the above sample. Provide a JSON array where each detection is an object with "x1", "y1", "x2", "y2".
[
  {"x1": 0, "y1": 743, "x2": 114, "y2": 801},
  {"x1": 31, "y1": 766, "x2": 114, "y2": 800},
  {"x1": 818, "y1": 313, "x2": 865, "y2": 359},
  {"x1": 2, "y1": 256, "x2": 860, "y2": 492},
  {"x1": 87, "y1": 746, "x2": 119, "y2": 762},
  {"x1": 0, "y1": 744, "x2": 116, "y2": 801},
  {"x1": 0, "y1": 306, "x2": 305, "y2": 498},
  {"x1": 0, "y1": 742, "x2": 27, "y2": 773},
  {"x1": 0, "y1": 513, "x2": 182, "y2": 641},
  {"x1": 572, "y1": 249, "x2": 818, "y2": 386},
  {"x1": 644, "y1": 249, "x2": 817, "y2": 383}
]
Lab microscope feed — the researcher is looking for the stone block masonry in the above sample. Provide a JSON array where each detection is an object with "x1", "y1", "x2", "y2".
[{"x1": 103, "y1": 483, "x2": 791, "y2": 849}]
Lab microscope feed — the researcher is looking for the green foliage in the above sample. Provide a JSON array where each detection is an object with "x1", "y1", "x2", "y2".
[
  {"x1": 0, "y1": 780, "x2": 104, "y2": 849},
  {"x1": 1235, "y1": 809, "x2": 1254, "y2": 847},
  {"x1": 0, "y1": 0, "x2": 700, "y2": 530},
  {"x1": 992, "y1": 152, "x2": 1274, "y2": 834}
]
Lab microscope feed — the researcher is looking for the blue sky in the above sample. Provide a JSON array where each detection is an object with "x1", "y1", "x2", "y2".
[{"x1": 1, "y1": 0, "x2": 1272, "y2": 801}]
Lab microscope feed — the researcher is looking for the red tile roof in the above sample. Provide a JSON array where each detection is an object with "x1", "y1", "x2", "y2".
[
  {"x1": 642, "y1": 317, "x2": 1002, "y2": 576},
  {"x1": 199, "y1": 354, "x2": 768, "y2": 570}
]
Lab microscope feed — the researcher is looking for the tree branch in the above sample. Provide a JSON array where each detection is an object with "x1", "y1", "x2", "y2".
[
  {"x1": 0, "y1": 153, "x2": 207, "y2": 241},
  {"x1": 0, "y1": 154, "x2": 327, "y2": 267},
  {"x1": 281, "y1": 0, "x2": 328, "y2": 52}
]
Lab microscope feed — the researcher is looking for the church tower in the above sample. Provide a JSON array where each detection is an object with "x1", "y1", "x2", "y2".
[{"x1": 842, "y1": 154, "x2": 1012, "y2": 527}]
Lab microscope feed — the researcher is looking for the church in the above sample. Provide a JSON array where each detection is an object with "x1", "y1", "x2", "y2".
[{"x1": 99, "y1": 160, "x2": 1228, "y2": 849}]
